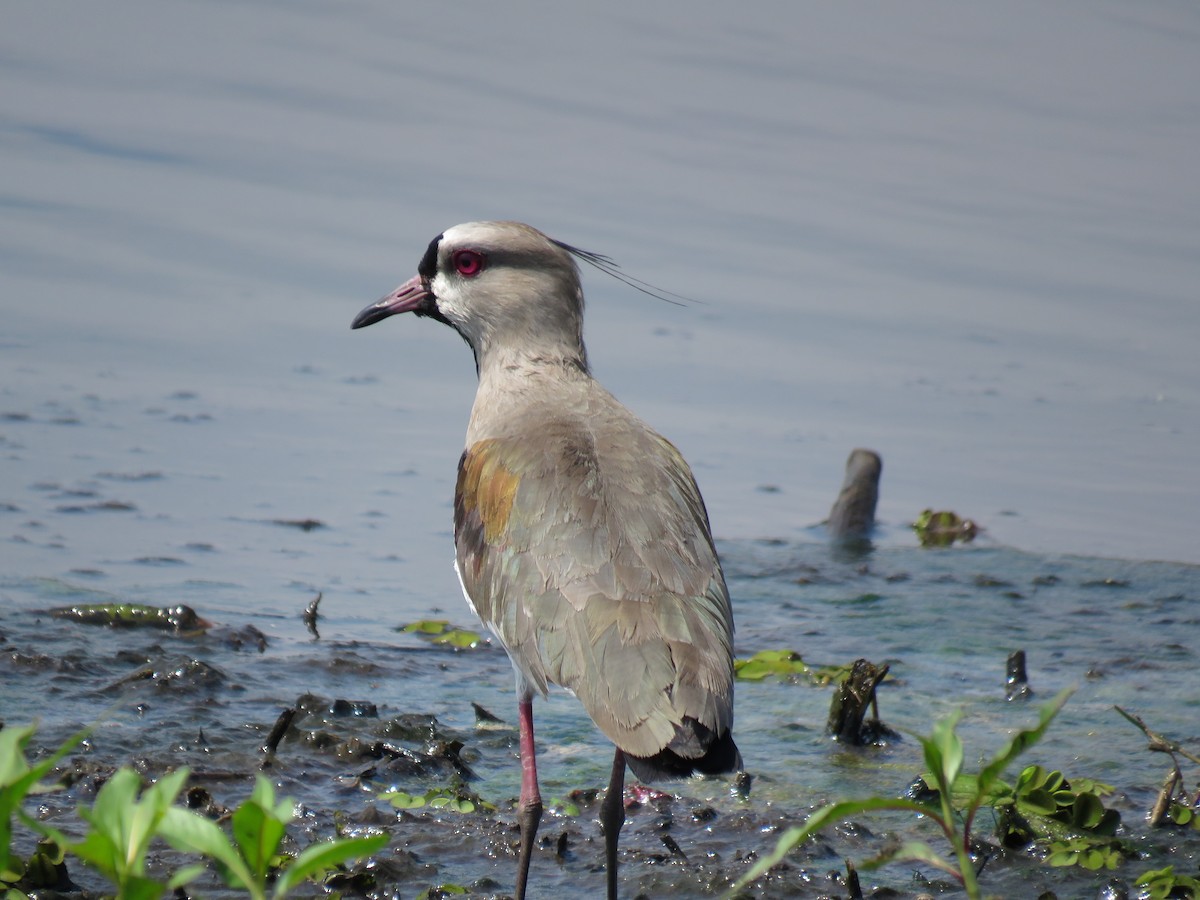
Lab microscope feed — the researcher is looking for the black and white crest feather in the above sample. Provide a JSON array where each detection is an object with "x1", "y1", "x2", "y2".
[{"x1": 552, "y1": 240, "x2": 697, "y2": 307}]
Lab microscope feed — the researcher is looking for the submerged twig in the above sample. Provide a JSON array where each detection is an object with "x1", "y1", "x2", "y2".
[
  {"x1": 1006, "y1": 649, "x2": 1033, "y2": 701},
  {"x1": 261, "y1": 706, "x2": 297, "y2": 766},
  {"x1": 1115, "y1": 706, "x2": 1200, "y2": 767},
  {"x1": 1150, "y1": 768, "x2": 1183, "y2": 827},
  {"x1": 303, "y1": 592, "x2": 322, "y2": 639},
  {"x1": 846, "y1": 858, "x2": 864, "y2": 900}
]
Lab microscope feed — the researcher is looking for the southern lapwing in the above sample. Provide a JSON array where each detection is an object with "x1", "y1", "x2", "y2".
[{"x1": 352, "y1": 221, "x2": 740, "y2": 899}]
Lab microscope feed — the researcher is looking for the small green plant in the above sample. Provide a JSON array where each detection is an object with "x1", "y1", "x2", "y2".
[
  {"x1": 1166, "y1": 801, "x2": 1200, "y2": 830},
  {"x1": 728, "y1": 687, "x2": 1074, "y2": 900},
  {"x1": 548, "y1": 795, "x2": 581, "y2": 817},
  {"x1": 911, "y1": 509, "x2": 979, "y2": 547},
  {"x1": 1, "y1": 723, "x2": 90, "y2": 893},
  {"x1": 734, "y1": 649, "x2": 852, "y2": 685},
  {"x1": 158, "y1": 773, "x2": 388, "y2": 900},
  {"x1": 1043, "y1": 837, "x2": 1123, "y2": 871},
  {"x1": 5, "y1": 723, "x2": 387, "y2": 900},
  {"x1": 399, "y1": 620, "x2": 486, "y2": 649},
  {"x1": 379, "y1": 785, "x2": 493, "y2": 814},
  {"x1": 1135, "y1": 865, "x2": 1200, "y2": 900},
  {"x1": 45, "y1": 767, "x2": 190, "y2": 900},
  {"x1": 992, "y1": 764, "x2": 1123, "y2": 865}
]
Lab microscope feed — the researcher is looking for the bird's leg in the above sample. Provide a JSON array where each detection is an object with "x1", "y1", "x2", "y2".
[
  {"x1": 599, "y1": 748, "x2": 627, "y2": 900},
  {"x1": 515, "y1": 695, "x2": 542, "y2": 900}
]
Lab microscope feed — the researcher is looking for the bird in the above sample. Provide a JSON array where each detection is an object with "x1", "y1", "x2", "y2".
[{"x1": 351, "y1": 221, "x2": 740, "y2": 899}]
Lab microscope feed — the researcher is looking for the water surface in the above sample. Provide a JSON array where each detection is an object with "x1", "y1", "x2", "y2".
[{"x1": 3, "y1": 2, "x2": 1199, "y2": 896}]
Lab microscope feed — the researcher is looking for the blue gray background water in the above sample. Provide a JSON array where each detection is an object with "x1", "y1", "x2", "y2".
[{"x1": 3, "y1": 3, "x2": 1199, "y2": 896}]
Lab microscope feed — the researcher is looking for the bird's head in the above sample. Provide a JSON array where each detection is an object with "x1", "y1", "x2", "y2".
[{"x1": 352, "y1": 221, "x2": 588, "y2": 375}]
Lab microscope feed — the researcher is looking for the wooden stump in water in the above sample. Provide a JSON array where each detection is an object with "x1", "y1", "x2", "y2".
[
  {"x1": 827, "y1": 448, "x2": 882, "y2": 542},
  {"x1": 827, "y1": 658, "x2": 897, "y2": 745},
  {"x1": 1006, "y1": 649, "x2": 1033, "y2": 701}
]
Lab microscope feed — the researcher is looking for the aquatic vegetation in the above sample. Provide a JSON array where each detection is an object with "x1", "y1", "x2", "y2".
[
  {"x1": 1136, "y1": 865, "x2": 1200, "y2": 900},
  {"x1": 48, "y1": 602, "x2": 207, "y2": 631},
  {"x1": 994, "y1": 765, "x2": 1121, "y2": 856},
  {"x1": 48, "y1": 768, "x2": 191, "y2": 900},
  {"x1": 911, "y1": 508, "x2": 979, "y2": 547},
  {"x1": 729, "y1": 687, "x2": 1073, "y2": 899},
  {"x1": 379, "y1": 785, "x2": 493, "y2": 814},
  {"x1": 1, "y1": 723, "x2": 89, "y2": 892},
  {"x1": 1, "y1": 727, "x2": 386, "y2": 900},
  {"x1": 400, "y1": 619, "x2": 487, "y2": 649},
  {"x1": 156, "y1": 774, "x2": 388, "y2": 900},
  {"x1": 733, "y1": 648, "x2": 852, "y2": 685}
]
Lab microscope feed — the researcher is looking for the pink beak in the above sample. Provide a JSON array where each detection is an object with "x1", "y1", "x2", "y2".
[{"x1": 351, "y1": 274, "x2": 432, "y2": 329}]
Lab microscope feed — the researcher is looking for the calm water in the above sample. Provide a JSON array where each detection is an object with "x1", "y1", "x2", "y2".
[{"x1": 3, "y1": 2, "x2": 1199, "y2": 896}]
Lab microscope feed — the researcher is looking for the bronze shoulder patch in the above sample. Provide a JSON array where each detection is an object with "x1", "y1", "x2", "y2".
[{"x1": 456, "y1": 440, "x2": 521, "y2": 544}]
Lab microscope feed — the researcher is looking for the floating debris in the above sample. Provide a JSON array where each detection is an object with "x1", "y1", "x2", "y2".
[
  {"x1": 263, "y1": 707, "x2": 297, "y2": 758},
  {"x1": 826, "y1": 658, "x2": 897, "y2": 745},
  {"x1": 471, "y1": 702, "x2": 505, "y2": 727},
  {"x1": 303, "y1": 592, "x2": 322, "y2": 638},
  {"x1": 49, "y1": 602, "x2": 208, "y2": 631},
  {"x1": 1006, "y1": 649, "x2": 1033, "y2": 701},
  {"x1": 272, "y1": 518, "x2": 325, "y2": 531},
  {"x1": 399, "y1": 619, "x2": 487, "y2": 649},
  {"x1": 95, "y1": 471, "x2": 163, "y2": 482},
  {"x1": 912, "y1": 509, "x2": 979, "y2": 547},
  {"x1": 733, "y1": 649, "x2": 851, "y2": 685},
  {"x1": 55, "y1": 499, "x2": 137, "y2": 513}
]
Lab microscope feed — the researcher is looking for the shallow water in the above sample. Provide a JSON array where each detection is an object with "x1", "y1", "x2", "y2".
[
  {"x1": 3, "y1": 2, "x2": 1200, "y2": 897},
  {"x1": 4, "y1": 538, "x2": 1199, "y2": 897},
  {"x1": 2, "y1": 540, "x2": 1200, "y2": 897}
]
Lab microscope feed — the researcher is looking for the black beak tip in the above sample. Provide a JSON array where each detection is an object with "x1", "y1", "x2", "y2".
[{"x1": 351, "y1": 304, "x2": 389, "y2": 330}]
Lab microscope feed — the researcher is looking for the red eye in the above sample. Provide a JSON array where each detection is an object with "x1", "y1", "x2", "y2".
[{"x1": 452, "y1": 249, "x2": 485, "y2": 277}]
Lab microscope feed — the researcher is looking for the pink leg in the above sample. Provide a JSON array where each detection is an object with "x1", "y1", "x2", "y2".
[{"x1": 515, "y1": 696, "x2": 542, "y2": 900}]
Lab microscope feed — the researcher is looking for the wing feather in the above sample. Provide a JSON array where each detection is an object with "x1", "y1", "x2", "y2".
[{"x1": 453, "y1": 404, "x2": 736, "y2": 770}]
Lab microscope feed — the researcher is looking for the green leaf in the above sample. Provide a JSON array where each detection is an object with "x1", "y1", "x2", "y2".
[
  {"x1": 1071, "y1": 792, "x2": 1105, "y2": 829},
  {"x1": 67, "y1": 767, "x2": 189, "y2": 893},
  {"x1": 971, "y1": 687, "x2": 1073, "y2": 812},
  {"x1": 733, "y1": 649, "x2": 810, "y2": 682},
  {"x1": 231, "y1": 799, "x2": 283, "y2": 879},
  {"x1": 120, "y1": 874, "x2": 167, "y2": 900},
  {"x1": 401, "y1": 619, "x2": 450, "y2": 635},
  {"x1": 158, "y1": 807, "x2": 258, "y2": 895},
  {"x1": 1046, "y1": 849, "x2": 1078, "y2": 867},
  {"x1": 1135, "y1": 865, "x2": 1170, "y2": 885},
  {"x1": 928, "y1": 712, "x2": 964, "y2": 789},
  {"x1": 867, "y1": 840, "x2": 960, "y2": 878},
  {"x1": 0, "y1": 725, "x2": 38, "y2": 790},
  {"x1": 554, "y1": 799, "x2": 580, "y2": 817},
  {"x1": 379, "y1": 791, "x2": 425, "y2": 810},
  {"x1": 728, "y1": 797, "x2": 930, "y2": 893},
  {"x1": 432, "y1": 629, "x2": 484, "y2": 649},
  {"x1": 166, "y1": 863, "x2": 209, "y2": 891},
  {"x1": 272, "y1": 833, "x2": 388, "y2": 897},
  {"x1": 1, "y1": 724, "x2": 90, "y2": 877},
  {"x1": 1020, "y1": 788, "x2": 1059, "y2": 816}
]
